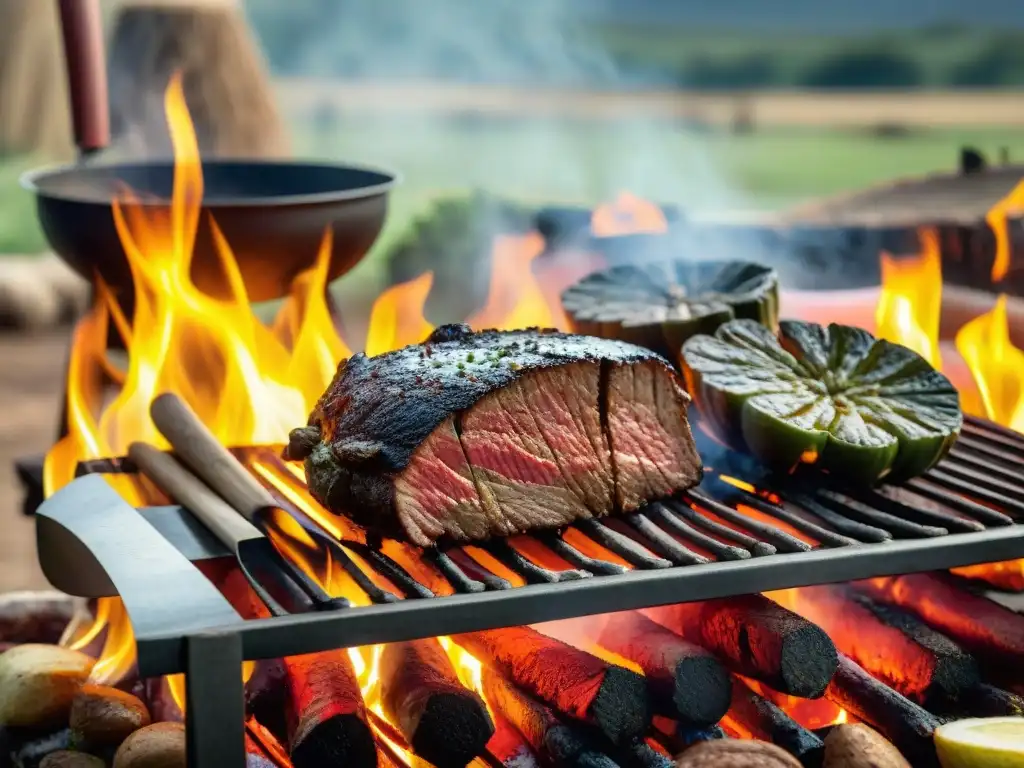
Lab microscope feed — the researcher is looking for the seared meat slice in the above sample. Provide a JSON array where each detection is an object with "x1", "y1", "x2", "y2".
[{"x1": 286, "y1": 324, "x2": 702, "y2": 546}]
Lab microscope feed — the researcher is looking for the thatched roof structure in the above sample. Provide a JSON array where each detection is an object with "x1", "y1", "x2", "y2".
[
  {"x1": 107, "y1": 0, "x2": 289, "y2": 158},
  {"x1": 0, "y1": 0, "x2": 75, "y2": 160}
]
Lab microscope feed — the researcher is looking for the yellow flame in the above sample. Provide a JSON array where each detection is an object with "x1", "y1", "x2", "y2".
[
  {"x1": 955, "y1": 295, "x2": 1024, "y2": 431},
  {"x1": 987, "y1": 178, "x2": 1024, "y2": 283},
  {"x1": 874, "y1": 229, "x2": 942, "y2": 368}
]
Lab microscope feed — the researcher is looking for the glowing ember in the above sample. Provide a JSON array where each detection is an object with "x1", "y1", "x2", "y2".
[{"x1": 874, "y1": 228, "x2": 942, "y2": 368}]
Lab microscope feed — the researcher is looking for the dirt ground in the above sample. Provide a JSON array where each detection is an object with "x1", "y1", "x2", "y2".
[{"x1": 0, "y1": 331, "x2": 70, "y2": 591}]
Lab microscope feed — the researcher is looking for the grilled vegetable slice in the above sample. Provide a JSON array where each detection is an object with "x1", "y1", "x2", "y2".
[
  {"x1": 681, "y1": 319, "x2": 962, "y2": 484},
  {"x1": 560, "y1": 261, "x2": 778, "y2": 360}
]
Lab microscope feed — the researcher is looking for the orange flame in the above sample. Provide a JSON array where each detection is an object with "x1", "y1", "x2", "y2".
[
  {"x1": 874, "y1": 228, "x2": 942, "y2": 368},
  {"x1": 987, "y1": 178, "x2": 1024, "y2": 283},
  {"x1": 45, "y1": 72, "x2": 567, "y2": 725},
  {"x1": 591, "y1": 192, "x2": 668, "y2": 237}
]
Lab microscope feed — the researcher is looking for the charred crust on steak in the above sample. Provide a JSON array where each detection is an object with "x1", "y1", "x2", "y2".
[{"x1": 284, "y1": 425, "x2": 322, "y2": 461}]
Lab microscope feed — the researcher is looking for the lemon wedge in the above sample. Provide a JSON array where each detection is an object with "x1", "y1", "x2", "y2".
[{"x1": 935, "y1": 717, "x2": 1024, "y2": 768}]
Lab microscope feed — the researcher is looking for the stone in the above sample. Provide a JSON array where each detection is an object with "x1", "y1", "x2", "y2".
[
  {"x1": 0, "y1": 645, "x2": 95, "y2": 728},
  {"x1": 69, "y1": 684, "x2": 151, "y2": 751},
  {"x1": 112, "y1": 722, "x2": 187, "y2": 768}
]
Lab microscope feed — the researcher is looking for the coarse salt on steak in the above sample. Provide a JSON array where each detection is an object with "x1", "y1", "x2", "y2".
[{"x1": 285, "y1": 324, "x2": 702, "y2": 546}]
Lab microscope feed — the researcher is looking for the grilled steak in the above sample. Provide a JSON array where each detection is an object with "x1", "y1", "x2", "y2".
[{"x1": 285, "y1": 324, "x2": 702, "y2": 546}]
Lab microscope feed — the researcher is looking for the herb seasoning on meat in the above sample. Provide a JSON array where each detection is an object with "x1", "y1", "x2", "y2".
[
  {"x1": 681, "y1": 319, "x2": 962, "y2": 484},
  {"x1": 285, "y1": 324, "x2": 703, "y2": 546}
]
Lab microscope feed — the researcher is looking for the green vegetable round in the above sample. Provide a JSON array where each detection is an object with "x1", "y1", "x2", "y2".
[
  {"x1": 560, "y1": 260, "x2": 778, "y2": 360},
  {"x1": 681, "y1": 319, "x2": 962, "y2": 485}
]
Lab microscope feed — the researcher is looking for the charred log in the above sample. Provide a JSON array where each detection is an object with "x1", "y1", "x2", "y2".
[
  {"x1": 379, "y1": 639, "x2": 494, "y2": 768},
  {"x1": 788, "y1": 585, "x2": 979, "y2": 708},
  {"x1": 281, "y1": 651, "x2": 377, "y2": 768},
  {"x1": 856, "y1": 573, "x2": 1024, "y2": 686},
  {"x1": 948, "y1": 684, "x2": 1024, "y2": 718},
  {"x1": 644, "y1": 595, "x2": 838, "y2": 698},
  {"x1": 481, "y1": 668, "x2": 618, "y2": 768},
  {"x1": 244, "y1": 659, "x2": 289, "y2": 745},
  {"x1": 825, "y1": 655, "x2": 939, "y2": 768},
  {"x1": 454, "y1": 627, "x2": 650, "y2": 746},
  {"x1": 595, "y1": 612, "x2": 731, "y2": 726},
  {"x1": 721, "y1": 679, "x2": 823, "y2": 766}
]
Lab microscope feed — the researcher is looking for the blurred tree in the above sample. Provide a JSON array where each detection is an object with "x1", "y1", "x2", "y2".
[
  {"x1": 0, "y1": 0, "x2": 74, "y2": 160},
  {"x1": 107, "y1": 0, "x2": 289, "y2": 158},
  {"x1": 799, "y1": 47, "x2": 924, "y2": 88},
  {"x1": 680, "y1": 53, "x2": 779, "y2": 90},
  {"x1": 950, "y1": 37, "x2": 1024, "y2": 86}
]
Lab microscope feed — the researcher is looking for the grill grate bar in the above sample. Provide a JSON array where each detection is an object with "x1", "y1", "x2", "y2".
[
  {"x1": 732, "y1": 488, "x2": 863, "y2": 547},
  {"x1": 686, "y1": 487, "x2": 812, "y2": 553},
  {"x1": 944, "y1": 448, "x2": 1024, "y2": 488},
  {"x1": 924, "y1": 468, "x2": 1024, "y2": 518},
  {"x1": 626, "y1": 509, "x2": 722, "y2": 564},
  {"x1": 814, "y1": 488, "x2": 948, "y2": 538},
  {"x1": 661, "y1": 498, "x2": 777, "y2": 556},
  {"x1": 954, "y1": 435, "x2": 1024, "y2": 469},
  {"x1": 853, "y1": 486, "x2": 986, "y2": 534},
  {"x1": 963, "y1": 414, "x2": 1024, "y2": 448},
  {"x1": 775, "y1": 490, "x2": 890, "y2": 543},
  {"x1": 69, "y1": 421, "x2": 1024, "y2": 610},
  {"x1": 646, "y1": 502, "x2": 752, "y2": 561}
]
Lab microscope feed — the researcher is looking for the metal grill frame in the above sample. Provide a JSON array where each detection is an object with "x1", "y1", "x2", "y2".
[{"x1": 34, "y1": 414, "x2": 1024, "y2": 767}]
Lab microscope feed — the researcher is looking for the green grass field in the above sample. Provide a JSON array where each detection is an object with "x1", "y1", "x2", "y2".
[{"x1": 5, "y1": 119, "x2": 1024, "y2": 293}]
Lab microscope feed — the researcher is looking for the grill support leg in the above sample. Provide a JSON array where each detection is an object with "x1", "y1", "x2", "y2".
[{"x1": 185, "y1": 631, "x2": 246, "y2": 767}]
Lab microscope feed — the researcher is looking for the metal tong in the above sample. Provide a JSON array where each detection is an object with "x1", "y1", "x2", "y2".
[{"x1": 129, "y1": 395, "x2": 350, "y2": 615}]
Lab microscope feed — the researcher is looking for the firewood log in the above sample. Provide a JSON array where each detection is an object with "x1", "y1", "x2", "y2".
[
  {"x1": 453, "y1": 626, "x2": 650, "y2": 746},
  {"x1": 596, "y1": 612, "x2": 730, "y2": 726},
  {"x1": 721, "y1": 678, "x2": 823, "y2": 766},
  {"x1": 644, "y1": 595, "x2": 838, "y2": 698},
  {"x1": 379, "y1": 639, "x2": 494, "y2": 768},
  {"x1": 824, "y1": 655, "x2": 939, "y2": 768}
]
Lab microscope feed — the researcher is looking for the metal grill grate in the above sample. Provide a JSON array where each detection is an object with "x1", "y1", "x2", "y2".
[{"x1": 39, "y1": 411, "x2": 1024, "y2": 674}]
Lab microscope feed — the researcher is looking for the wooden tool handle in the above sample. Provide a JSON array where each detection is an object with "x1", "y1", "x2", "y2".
[
  {"x1": 128, "y1": 442, "x2": 262, "y2": 552},
  {"x1": 57, "y1": 0, "x2": 110, "y2": 154},
  {"x1": 149, "y1": 393, "x2": 279, "y2": 521}
]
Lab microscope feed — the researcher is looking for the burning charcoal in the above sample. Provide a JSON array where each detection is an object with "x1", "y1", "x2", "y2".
[
  {"x1": 38, "y1": 752, "x2": 104, "y2": 768},
  {"x1": 287, "y1": 324, "x2": 702, "y2": 547},
  {"x1": 68, "y1": 684, "x2": 151, "y2": 752},
  {"x1": 244, "y1": 732, "x2": 277, "y2": 768},
  {"x1": 721, "y1": 678, "x2": 824, "y2": 766},
  {"x1": 244, "y1": 660, "x2": 288, "y2": 744},
  {"x1": 12, "y1": 730, "x2": 71, "y2": 768},
  {"x1": 948, "y1": 684, "x2": 1024, "y2": 718},
  {"x1": 596, "y1": 612, "x2": 731, "y2": 726},
  {"x1": 619, "y1": 740, "x2": 673, "y2": 768},
  {"x1": 481, "y1": 668, "x2": 618, "y2": 768},
  {"x1": 824, "y1": 655, "x2": 939, "y2": 767},
  {"x1": 675, "y1": 739, "x2": 801, "y2": 767},
  {"x1": 856, "y1": 573, "x2": 1024, "y2": 687},
  {"x1": 454, "y1": 626, "x2": 651, "y2": 746},
  {"x1": 281, "y1": 650, "x2": 376, "y2": 768},
  {"x1": 112, "y1": 722, "x2": 186, "y2": 768},
  {"x1": 0, "y1": 594, "x2": 78, "y2": 646},
  {"x1": 644, "y1": 595, "x2": 838, "y2": 698},
  {"x1": 787, "y1": 584, "x2": 980, "y2": 709},
  {"x1": 0, "y1": 645, "x2": 95, "y2": 728},
  {"x1": 561, "y1": 261, "x2": 778, "y2": 360},
  {"x1": 487, "y1": 713, "x2": 543, "y2": 768},
  {"x1": 822, "y1": 723, "x2": 910, "y2": 768},
  {"x1": 379, "y1": 639, "x2": 494, "y2": 768}
]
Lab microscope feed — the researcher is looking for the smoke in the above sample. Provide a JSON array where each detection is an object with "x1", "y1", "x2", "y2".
[{"x1": 262, "y1": 0, "x2": 743, "y2": 213}]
